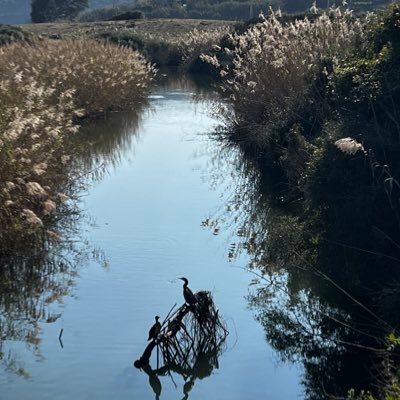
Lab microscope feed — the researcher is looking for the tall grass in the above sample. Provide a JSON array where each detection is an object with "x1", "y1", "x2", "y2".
[
  {"x1": 0, "y1": 39, "x2": 155, "y2": 116},
  {"x1": 0, "y1": 76, "x2": 77, "y2": 243},
  {"x1": 0, "y1": 38, "x2": 155, "y2": 243},
  {"x1": 209, "y1": 7, "x2": 365, "y2": 143},
  {"x1": 137, "y1": 26, "x2": 230, "y2": 70}
]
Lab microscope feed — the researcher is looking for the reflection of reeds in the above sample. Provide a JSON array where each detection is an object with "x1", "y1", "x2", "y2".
[
  {"x1": 0, "y1": 230, "x2": 105, "y2": 377},
  {"x1": 76, "y1": 107, "x2": 146, "y2": 181}
]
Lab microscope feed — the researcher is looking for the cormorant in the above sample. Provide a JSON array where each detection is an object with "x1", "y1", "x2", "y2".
[
  {"x1": 148, "y1": 315, "x2": 161, "y2": 341},
  {"x1": 179, "y1": 277, "x2": 197, "y2": 306}
]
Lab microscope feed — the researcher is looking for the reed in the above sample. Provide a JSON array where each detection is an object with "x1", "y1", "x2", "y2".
[{"x1": 0, "y1": 38, "x2": 155, "y2": 243}]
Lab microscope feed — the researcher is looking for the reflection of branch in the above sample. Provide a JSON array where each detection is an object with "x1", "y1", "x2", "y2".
[
  {"x1": 59, "y1": 328, "x2": 64, "y2": 349},
  {"x1": 135, "y1": 291, "x2": 228, "y2": 397}
]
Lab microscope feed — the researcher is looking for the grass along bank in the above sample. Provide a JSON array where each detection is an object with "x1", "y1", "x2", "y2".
[
  {"x1": 206, "y1": 3, "x2": 400, "y2": 399},
  {"x1": 0, "y1": 38, "x2": 154, "y2": 248}
]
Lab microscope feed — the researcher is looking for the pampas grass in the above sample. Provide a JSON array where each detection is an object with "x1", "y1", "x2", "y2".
[{"x1": 0, "y1": 38, "x2": 155, "y2": 242}]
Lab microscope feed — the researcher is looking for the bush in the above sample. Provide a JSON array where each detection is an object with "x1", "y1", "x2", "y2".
[
  {"x1": 108, "y1": 10, "x2": 144, "y2": 20},
  {"x1": 97, "y1": 31, "x2": 146, "y2": 52},
  {"x1": 0, "y1": 72, "x2": 78, "y2": 242},
  {"x1": 31, "y1": 0, "x2": 89, "y2": 22},
  {"x1": 0, "y1": 25, "x2": 32, "y2": 46},
  {"x1": 77, "y1": 4, "x2": 137, "y2": 22},
  {"x1": 179, "y1": 27, "x2": 231, "y2": 71}
]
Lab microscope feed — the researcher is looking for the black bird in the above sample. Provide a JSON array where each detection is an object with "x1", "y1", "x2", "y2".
[
  {"x1": 148, "y1": 315, "x2": 161, "y2": 341},
  {"x1": 179, "y1": 277, "x2": 197, "y2": 306}
]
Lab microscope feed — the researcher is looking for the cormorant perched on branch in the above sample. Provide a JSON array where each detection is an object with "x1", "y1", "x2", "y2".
[
  {"x1": 148, "y1": 316, "x2": 161, "y2": 341},
  {"x1": 179, "y1": 277, "x2": 197, "y2": 307}
]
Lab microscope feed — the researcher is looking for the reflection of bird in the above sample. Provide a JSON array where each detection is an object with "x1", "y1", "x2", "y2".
[
  {"x1": 179, "y1": 277, "x2": 197, "y2": 306},
  {"x1": 142, "y1": 364, "x2": 162, "y2": 400},
  {"x1": 148, "y1": 316, "x2": 161, "y2": 341}
]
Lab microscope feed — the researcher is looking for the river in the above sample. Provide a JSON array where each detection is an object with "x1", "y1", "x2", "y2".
[{"x1": 0, "y1": 75, "x2": 303, "y2": 399}]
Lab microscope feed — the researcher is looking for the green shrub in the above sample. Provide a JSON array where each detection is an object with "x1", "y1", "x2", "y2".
[
  {"x1": 31, "y1": 0, "x2": 88, "y2": 22},
  {"x1": 77, "y1": 4, "x2": 136, "y2": 21},
  {"x1": 108, "y1": 10, "x2": 144, "y2": 20},
  {"x1": 97, "y1": 31, "x2": 146, "y2": 52}
]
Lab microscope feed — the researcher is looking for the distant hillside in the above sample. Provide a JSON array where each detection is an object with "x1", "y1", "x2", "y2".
[
  {"x1": 0, "y1": 0, "x2": 393, "y2": 25},
  {"x1": 0, "y1": 0, "x2": 134, "y2": 23}
]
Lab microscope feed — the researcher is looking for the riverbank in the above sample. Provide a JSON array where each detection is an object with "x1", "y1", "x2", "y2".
[{"x1": 208, "y1": 4, "x2": 400, "y2": 399}]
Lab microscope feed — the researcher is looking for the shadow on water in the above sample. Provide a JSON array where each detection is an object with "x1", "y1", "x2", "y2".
[{"x1": 201, "y1": 137, "x2": 400, "y2": 399}]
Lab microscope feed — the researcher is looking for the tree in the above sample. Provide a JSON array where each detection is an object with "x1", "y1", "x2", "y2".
[{"x1": 31, "y1": 0, "x2": 88, "y2": 22}]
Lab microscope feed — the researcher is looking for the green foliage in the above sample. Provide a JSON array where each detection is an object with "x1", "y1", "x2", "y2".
[
  {"x1": 347, "y1": 383, "x2": 400, "y2": 400},
  {"x1": 31, "y1": 0, "x2": 89, "y2": 22},
  {"x1": 388, "y1": 332, "x2": 400, "y2": 347},
  {"x1": 108, "y1": 10, "x2": 144, "y2": 20}
]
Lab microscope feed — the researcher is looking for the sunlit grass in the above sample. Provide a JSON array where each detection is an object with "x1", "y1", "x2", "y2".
[
  {"x1": 207, "y1": 6, "x2": 365, "y2": 141},
  {"x1": 0, "y1": 38, "x2": 155, "y2": 242}
]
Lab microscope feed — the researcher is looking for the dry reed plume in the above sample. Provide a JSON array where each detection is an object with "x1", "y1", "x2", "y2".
[
  {"x1": 141, "y1": 26, "x2": 230, "y2": 69},
  {"x1": 0, "y1": 38, "x2": 155, "y2": 116},
  {"x1": 178, "y1": 27, "x2": 230, "y2": 69},
  {"x1": 204, "y1": 6, "x2": 365, "y2": 142}
]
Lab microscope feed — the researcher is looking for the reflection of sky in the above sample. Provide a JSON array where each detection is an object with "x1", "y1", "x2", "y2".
[{"x1": 2, "y1": 82, "x2": 302, "y2": 400}]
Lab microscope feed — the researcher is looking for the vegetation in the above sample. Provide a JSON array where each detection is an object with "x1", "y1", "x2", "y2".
[
  {"x1": 78, "y1": 4, "x2": 142, "y2": 21},
  {"x1": 0, "y1": 38, "x2": 154, "y2": 245},
  {"x1": 80, "y1": 0, "x2": 394, "y2": 22},
  {"x1": 0, "y1": 24, "x2": 32, "y2": 45},
  {"x1": 31, "y1": 0, "x2": 89, "y2": 22},
  {"x1": 204, "y1": 2, "x2": 400, "y2": 398},
  {"x1": 21, "y1": 18, "x2": 233, "y2": 68}
]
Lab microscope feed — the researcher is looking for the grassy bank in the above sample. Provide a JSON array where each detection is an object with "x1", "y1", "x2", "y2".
[
  {"x1": 0, "y1": 37, "x2": 154, "y2": 248},
  {"x1": 207, "y1": 3, "x2": 400, "y2": 399}
]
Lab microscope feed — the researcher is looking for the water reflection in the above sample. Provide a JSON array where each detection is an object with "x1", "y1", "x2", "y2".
[
  {"x1": 139, "y1": 342, "x2": 225, "y2": 400},
  {"x1": 76, "y1": 71, "x2": 217, "y2": 184},
  {"x1": 0, "y1": 234, "x2": 105, "y2": 377},
  {"x1": 77, "y1": 107, "x2": 145, "y2": 181},
  {"x1": 0, "y1": 72, "x2": 221, "y2": 385},
  {"x1": 202, "y1": 139, "x2": 400, "y2": 399}
]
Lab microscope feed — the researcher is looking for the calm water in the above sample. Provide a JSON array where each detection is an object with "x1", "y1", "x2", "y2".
[{"x1": 1, "y1": 76, "x2": 303, "y2": 399}]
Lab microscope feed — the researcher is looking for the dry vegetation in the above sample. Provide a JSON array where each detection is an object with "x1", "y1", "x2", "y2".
[
  {"x1": 206, "y1": 7, "x2": 365, "y2": 143},
  {"x1": 0, "y1": 38, "x2": 154, "y2": 245},
  {"x1": 19, "y1": 18, "x2": 234, "y2": 42}
]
